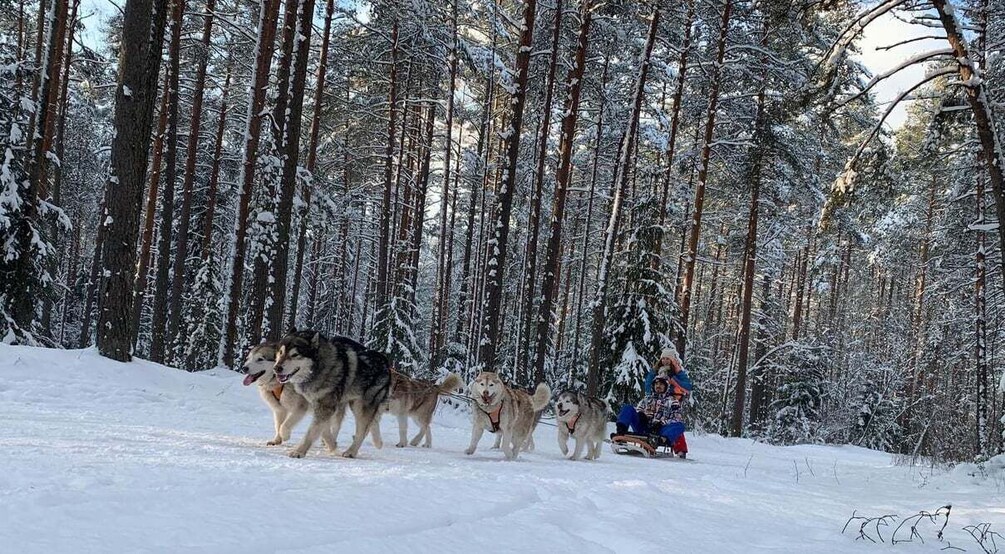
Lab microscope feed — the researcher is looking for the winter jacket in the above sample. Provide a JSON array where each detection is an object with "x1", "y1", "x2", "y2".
[
  {"x1": 636, "y1": 391, "x2": 682, "y2": 426},
  {"x1": 644, "y1": 366, "x2": 693, "y2": 398}
]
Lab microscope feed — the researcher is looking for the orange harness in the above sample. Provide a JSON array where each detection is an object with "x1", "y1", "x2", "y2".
[
  {"x1": 480, "y1": 404, "x2": 502, "y2": 433},
  {"x1": 564, "y1": 414, "x2": 580, "y2": 435},
  {"x1": 270, "y1": 384, "x2": 284, "y2": 402}
]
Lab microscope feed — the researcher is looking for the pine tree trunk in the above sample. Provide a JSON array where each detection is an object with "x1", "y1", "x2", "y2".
[
  {"x1": 220, "y1": 0, "x2": 281, "y2": 366},
  {"x1": 79, "y1": 198, "x2": 107, "y2": 348},
  {"x1": 657, "y1": 0, "x2": 694, "y2": 232},
  {"x1": 287, "y1": 0, "x2": 334, "y2": 332},
  {"x1": 731, "y1": 90, "x2": 766, "y2": 437},
  {"x1": 931, "y1": 0, "x2": 1005, "y2": 297},
  {"x1": 518, "y1": 0, "x2": 563, "y2": 375},
  {"x1": 200, "y1": 66, "x2": 231, "y2": 259},
  {"x1": 476, "y1": 0, "x2": 539, "y2": 369},
  {"x1": 149, "y1": 0, "x2": 185, "y2": 364},
  {"x1": 130, "y1": 77, "x2": 169, "y2": 341},
  {"x1": 569, "y1": 56, "x2": 609, "y2": 376},
  {"x1": 676, "y1": 0, "x2": 733, "y2": 360},
  {"x1": 96, "y1": 0, "x2": 171, "y2": 361},
  {"x1": 167, "y1": 0, "x2": 216, "y2": 355},
  {"x1": 430, "y1": 0, "x2": 460, "y2": 360},
  {"x1": 533, "y1": 0, "x2": 591, "y2": 385},
  {"x1": 376, "y1": 18, "x2": 401, "y2": 315},
  {"x1": 453, "y1": 71, "x2": 495, "y2": 352},
  {"x1": 586, "y1": 6, "x2": 659, "y2": 396},
  {"x1": 12, "y1": 0, "x2": 68, "y2": 337}
]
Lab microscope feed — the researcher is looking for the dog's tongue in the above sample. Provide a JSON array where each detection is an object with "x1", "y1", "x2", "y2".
[{"x1": 242, "y1": 373, "x2": 257, "y2": 386}]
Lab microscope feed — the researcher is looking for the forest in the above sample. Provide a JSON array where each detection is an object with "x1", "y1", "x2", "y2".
[{"x1": 1, "y1": 0, "x2": 1003, "y2": 463}]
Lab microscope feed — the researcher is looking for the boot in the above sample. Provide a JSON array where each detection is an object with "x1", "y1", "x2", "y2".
[{"x1": 611, "y1": 423, "x2": 628, "y2": 439}]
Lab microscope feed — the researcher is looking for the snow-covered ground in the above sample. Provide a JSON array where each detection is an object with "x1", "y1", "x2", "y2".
[{"x1": 2, "y1": 345, "x2": 1003, "y2": 553}]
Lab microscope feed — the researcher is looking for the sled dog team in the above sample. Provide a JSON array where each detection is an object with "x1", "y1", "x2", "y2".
[{"x1": 241, "y1": 330, "x2": 624, "y2": 461}]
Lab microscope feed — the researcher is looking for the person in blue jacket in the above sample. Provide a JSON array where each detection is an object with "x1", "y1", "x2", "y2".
[{"x1": 615, "y1": 348, "x2": 693, "y2": 457}]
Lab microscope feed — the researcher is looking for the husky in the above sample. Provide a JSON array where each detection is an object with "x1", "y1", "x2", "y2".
[
  {"x1": 273, "y1": 330, "x2": 391, "y2": 459},
  {"x1": 555, "y1": 390, "x2": 608, "y2": 460},
  {"x1": 493, "y1": 402, "x2": 544, "y2": 451},
  {"x1": 465, "y1": 372, "x2": 550, "y2": 460},
  {"x1": 241, "y1": 343, "x2": 322, "y2": 447},
  {"x1": 383, "y1": 371, "x2": 462, "y2": 448}
]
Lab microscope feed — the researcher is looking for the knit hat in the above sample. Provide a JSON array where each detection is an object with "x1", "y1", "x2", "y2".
[{"x1": 660, "y1": 348, "x2": 674, "y2": 359}]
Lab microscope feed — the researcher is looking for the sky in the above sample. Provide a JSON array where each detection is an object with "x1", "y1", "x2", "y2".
[
  {"x1": 76, "y1": 0, "x2": 940, "y2": 131},
  {"x1": 856, "y1": 11, "x2": 947, "y2": 130}
]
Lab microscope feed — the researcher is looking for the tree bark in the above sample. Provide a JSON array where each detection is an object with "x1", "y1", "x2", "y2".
[
  {"x1": 532, "y1": 0, "x2": 590, "y2": 385},
  {"x1": 220, "y1": 0, "x2": 281, "y2": 366},
  {"x1": 476, "y1": 0, "x2": 539, "y2": 369},
  {"x1": 96, "y1": 0, "x2": 171, "y2": 361},
  {"x1": 676, "y1": 0, "x2": 733, "y2": 360},
  {"x1": 130, "y1": 76, "x2": 169, "y2": 342},
  {"x1": 586, "y1": 6, "x2": 659, "y2": 396},
  {"x1": 287, "y1": 0, "x2": 335, "y2": 332},
  {"x1": 931, "y1": 0, "x2": 1005, "y2": 296},
  {"x1": 199, "y1": 66, "x2": 232, "y2": 258},
  {"x1": 430, "y1": 0, "x2": 460, "y2": 360},
  {"x1": 149, "y1": 0, "x2": 185, "y2": 364},
  {"x1": 375, "y1": 17, "x2": 400, "y2": 314},
  {"x1": 167, "y1": 0, "x2": 217, "y2": 353}
]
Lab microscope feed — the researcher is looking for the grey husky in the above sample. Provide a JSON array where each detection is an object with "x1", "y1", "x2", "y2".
[
  {"x1": 273, "y1": 330, "x2": 391, "y2": 459},
  {"x1": 554, "y1": 390, "x2": 608, "y2": 460}
]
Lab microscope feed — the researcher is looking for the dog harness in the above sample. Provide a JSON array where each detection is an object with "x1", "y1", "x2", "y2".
[
  {"x1": 564, "y1": 414, "x2": 580, "y2": 435},
  {"x1": 270, "y1": 384, "x2": 284, "y2": 402},
  {"x1": 480, "y1": 404, "x2": 502, "y2": 433}
]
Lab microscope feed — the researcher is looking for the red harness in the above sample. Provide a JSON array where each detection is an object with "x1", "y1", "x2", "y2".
[
  {"x1": 480, "y1": 403, "x2": 502, "y2": 433},
  {"x1": 564, "y1": 414, "x2": 580, "y2": 435}
]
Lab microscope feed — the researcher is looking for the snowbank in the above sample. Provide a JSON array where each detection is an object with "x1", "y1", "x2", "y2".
[{"x1": 1, "y1": 345, "x2": 1002, "y2": 553}]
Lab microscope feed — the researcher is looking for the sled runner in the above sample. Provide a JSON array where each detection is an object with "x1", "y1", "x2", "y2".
[{"x1": 608, "y1": 434, "x2": 689, "y2": 460}]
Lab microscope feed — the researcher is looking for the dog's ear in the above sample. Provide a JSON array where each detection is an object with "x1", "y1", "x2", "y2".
[{"x1": 311, "y1": 332, "x2": 320, "y2": 348}]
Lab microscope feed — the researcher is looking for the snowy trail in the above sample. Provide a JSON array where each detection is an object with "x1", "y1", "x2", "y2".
[{"x1": 1, "y1": 345, "x2": 1003, "y2": 553}]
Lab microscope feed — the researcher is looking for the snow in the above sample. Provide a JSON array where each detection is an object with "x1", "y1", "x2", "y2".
[{"x1": 2, "y1": 344, "x2": 1003, "y2": 553}]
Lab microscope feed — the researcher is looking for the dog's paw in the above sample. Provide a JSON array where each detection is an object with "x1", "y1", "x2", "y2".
[
  {"x1": 267, "y1": 437, "x2": 283, "y2": 446},
  {"x1": 341, "y1": 450, "x2": 357, "y2": 459},
  {"x1": 287, "y1": 449, "x2": 307, "y2": 458},
  {"x1": 464, "y1": 447, "x2": 476, "y2": 455},
  {"x1": 396, "y1": 442, "x2": 407, "y2": 448}
]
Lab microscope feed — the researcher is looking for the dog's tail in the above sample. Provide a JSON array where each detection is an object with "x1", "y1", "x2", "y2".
[
  {"x1": 530, "y1": 383, "x2": 551, "y2": 412},
  {"x1": 437, "y1": 372, "x2": 462, "y2": 395}
]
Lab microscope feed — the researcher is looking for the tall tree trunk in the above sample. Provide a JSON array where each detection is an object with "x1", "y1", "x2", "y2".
[
  {"x1": 657, "y1": 0, "x2": 695, "y2": 233},
  {"x1": 476, "y1": 0, "x2": 539, "y2": 369},
  {"x1": 287, "y1": 0, "x2": 335, "y2": 332},
  {"x1": 375, "y1": 18, "x2": 400, "y2": 314},
  {"x1": 167, "y1": 0, "x2": 217, "y2": 354},
  {"x1": 11, "y1": 0, "x2": 68, "y2": 337},
  {"x1": 263, "y1": 0, "x2": 317, "y2": 338},
  {"x1": 518, "y1": 0, "x2": 563, "y2": 375},
  {"x1": 676, "y1": 0, "x2": 732, "y2": 360},
  {"x1": 149, "y1": 0, "x2": 185, "y2": 364},
  {"x1": 200, "y1": 66, "x2": 231, "y2": 258},
  {"x1": 731, "y1": 91, "x2": 766, "y2": 437},
  {"x1": 931, "y1": 0, "x2": 1005, "y2": 296},
  {"x1": 532, "y1": 0, "x2": 591, "y2": 385},
  {"x1": 220, "y1": 0, "x2": 281, "y2": 366},
  {"x1": 586, "y1": 6, "x2": 659, "y2": 396},
  {"x1": 130, "y1": 77, "x2": 170, "y2": 341},
  {"x1": 570, "y1": 56, "x2": 609, "y2": 379},
  {"x1": 96, "y1": 0, "x2": 171, "y2": 361},
  {"x1": 430, "y1": 0, "x2": 460, "y2": 360}
]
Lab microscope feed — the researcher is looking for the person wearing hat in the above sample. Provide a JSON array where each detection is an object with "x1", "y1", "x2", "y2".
[
  {"x1": 641, "y1": 347, "x2": 692, "y2": 457},
  {"x1": 613, "y1": 376, "x2": 686, "y2": 453}
]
